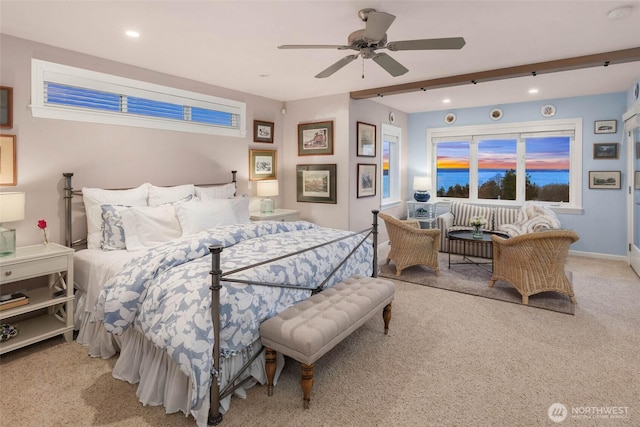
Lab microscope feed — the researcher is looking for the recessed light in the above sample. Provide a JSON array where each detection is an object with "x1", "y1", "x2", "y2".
[
  {"x1": 443, "y1": 99, "x2": 451, "y2": 103},
  {"x1": 125, "y1": 30, "x2": 140, "y2": 38},
  {"x1": 529, "y1": 88, "x2": 539, "y2": 94},
  {"x1": 607, "y1": 6, "x2": 632, "y2": 20}
]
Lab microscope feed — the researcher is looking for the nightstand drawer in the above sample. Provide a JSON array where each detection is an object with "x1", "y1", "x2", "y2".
[{"x1": 0, "y1": 255, "x2": 68, "y2": 283}]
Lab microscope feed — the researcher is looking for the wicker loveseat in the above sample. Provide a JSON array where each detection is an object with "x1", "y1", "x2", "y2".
[{"x1": 436, "y1": 201, "x2": 561, "y2": 258}]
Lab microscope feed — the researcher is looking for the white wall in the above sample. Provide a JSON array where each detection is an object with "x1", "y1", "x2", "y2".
[
  {"x1": 349, "y1": 99, "x2": 408, "y2": 241},
  {"x1": 281, "y1": 94, "x2": 350, "y2": 229},
  {"x1": 1, "y1": 35, "x2": 285, "y2": 246}
]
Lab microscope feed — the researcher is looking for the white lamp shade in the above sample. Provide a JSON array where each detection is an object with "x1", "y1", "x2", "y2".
[
  {"x1": 0, "y1": 192, "x2": 26, "y2": 223},
  {"x1": 413, "y1": 176, "x2": 432, "y2": 192},
  {"x1": 257, "y1": 180, "x2": 279, "y2": 197}
]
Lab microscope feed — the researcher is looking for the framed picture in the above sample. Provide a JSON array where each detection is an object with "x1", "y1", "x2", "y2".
[
  {"x1": 298, "y1": 121, "x2": 333, "y2": 156},
  {"x1": 0, "y1": 86, "x2": 12, "y2": 129},
  {"x1": 296, "y1": 164, "x2": 337, "y2": 203},
  {"x1": 249, "y1": 149, "x2": 277, "y2": 181},
  {"x1": 357, "y1": 121, "x2": 376, "y2": 157},
  {"x1": 357, "y1": 163, "x2": 377, "y2": 198},
  {"x1": 636, "y1": 171, "x2": 640, "y2": 190},
  {"x1": 636, "y1": 142, "x2": 640, "y2": 159},
  {"x1": 594, "y1": 119, "x2": 617, "y2": 134},
  {"x1": 588, "y1": 170, "x2": 621, "y2": 189},
  {"x1": 593, "y1": 143, "x2": 619, "y2": 159},
  {"x1": 253, "y1": 120, "x2": 274, "y2": 143},
  {"x1": 0, "y1": 134, "x2": 17, "y2": 186}
]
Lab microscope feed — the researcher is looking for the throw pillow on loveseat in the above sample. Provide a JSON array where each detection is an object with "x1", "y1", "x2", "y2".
[{"x1": 436, "y1": 201, "x2": 559, "y2": 258}]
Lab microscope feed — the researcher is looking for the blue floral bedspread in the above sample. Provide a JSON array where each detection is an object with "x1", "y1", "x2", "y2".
[{"x1": 94, "y1": 221, "x2": 373, "y2": 411}]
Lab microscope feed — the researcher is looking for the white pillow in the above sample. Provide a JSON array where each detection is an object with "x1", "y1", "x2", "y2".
[
  {"x1": 83, "y1": 184, "x2": 149, "y2": 249},
  {"x1": 148, "y1": 183, "x2": 196, "y2": 206},
  {"x1": 120, "y1": 204, "x2": 182, "y2": 251},
  {"x1": 175, "y1": 200, "x2": 238, "y2": 236},
  {"x1": 195, "y1": 183, "x2": 236, "y2": 200},
  {"x1": 229, "y1": 196, "x2": 250, "y2": 224}
]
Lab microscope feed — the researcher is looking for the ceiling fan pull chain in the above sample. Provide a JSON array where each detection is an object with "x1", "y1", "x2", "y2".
[{"x1": 362, "y1": 56, "x2": 365, "y2": 79}]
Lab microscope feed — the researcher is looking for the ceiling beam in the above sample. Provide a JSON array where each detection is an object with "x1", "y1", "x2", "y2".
[{"x1": 350, "y1": 47, "x2": 640, "y2": 100}]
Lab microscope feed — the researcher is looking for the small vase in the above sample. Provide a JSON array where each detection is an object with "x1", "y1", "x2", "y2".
[
  {"x1": 42, "y1": 229, "x2": 49, "y2": 246},
  {"x1": 472, "y1": 225, "x2": 483, "y2": 239}
]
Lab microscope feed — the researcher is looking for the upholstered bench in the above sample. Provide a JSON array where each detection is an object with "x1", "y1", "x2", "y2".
[{"x1": 259, "y1": 275, "x2": 396, "y2": 409}]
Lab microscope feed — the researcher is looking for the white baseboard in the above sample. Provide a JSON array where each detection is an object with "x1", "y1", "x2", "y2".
[{"x1": 569, "y1": 249, "x2": 627, "y2": 262}]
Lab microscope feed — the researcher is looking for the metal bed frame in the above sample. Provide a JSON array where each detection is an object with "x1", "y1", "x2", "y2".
[
  {"x1": 207, "y1": 210, "x2": 379, "y2": 424},
  {"x1": 61, "y1": 171, "x2": 379, "y2": 426}
]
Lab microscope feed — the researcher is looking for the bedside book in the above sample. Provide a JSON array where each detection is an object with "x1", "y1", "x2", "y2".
[{"x1": 0, "y1": 292, "x2": 29, "y2": 311}]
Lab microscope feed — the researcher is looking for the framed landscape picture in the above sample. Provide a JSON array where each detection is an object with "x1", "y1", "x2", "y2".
[
  {"x1": 0, "y1": 86, "x2": 12, "y2": 129},
  {"x1": 357, "y1": 121, "x2": 376, "y2": 157},
  {"x1": 298, "y1": 121, "x2": 333, "y2": 156},
  {"x1": 249, "y1": 149, "x2": 277, "y2": 181},
  {"x1": 588, "y1": 170, "x2": 621, "y2": 189},
  {"x1": 0, "y1": 134, "x2": 17, "y2": 186},
  {"x1": 253, "y1": 120, "x2": 274, "y2": 143},
  {"x1": 296, "y1": 164, "x2": 337, "y2": 203},
  {"x1": 357, "y1": 163, "x2": 376, "y2": 198},
  {"x1": 594, "y1": 119, "x2": 617, "y2": 134},
  {"x1": 593, "y1": 143, "x2": 619, "y2": 159}
]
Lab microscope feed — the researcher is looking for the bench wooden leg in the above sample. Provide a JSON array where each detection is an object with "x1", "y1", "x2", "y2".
[
  {"x1": 301, "y1": 363, "x2": 314, "y2": 409},
  {"x1": 382, "y1": 302, "x2": 392, "y2": 335},
  {"x1": 265, "y1": 347, "x2": 276, "y2": 396}
]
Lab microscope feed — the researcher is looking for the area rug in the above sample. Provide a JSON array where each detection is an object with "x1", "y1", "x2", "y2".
[{"x1": 378, "y1": 254, "x2": 575, "y2": 315}]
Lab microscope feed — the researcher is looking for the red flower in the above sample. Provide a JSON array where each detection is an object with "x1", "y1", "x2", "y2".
[{"x1": 37, "y1": 220, "x2": 49, "y2": 245}]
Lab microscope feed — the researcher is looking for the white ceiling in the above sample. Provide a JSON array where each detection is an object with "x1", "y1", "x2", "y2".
[{"x1": 1, "y1": 0, "x2": 639, "y2": 113}]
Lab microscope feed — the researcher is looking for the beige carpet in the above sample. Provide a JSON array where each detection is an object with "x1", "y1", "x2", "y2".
[
  {"x1": 0, "y1": 255, "x2": 638, "y2": 426},
  {"x1": 379, "y1": 253, "x2": 574, "y2": 315}
]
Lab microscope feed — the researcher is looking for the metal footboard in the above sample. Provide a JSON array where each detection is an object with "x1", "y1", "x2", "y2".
[{"x1": 207, "y1": 210, "x2": 379, "y2": 425}]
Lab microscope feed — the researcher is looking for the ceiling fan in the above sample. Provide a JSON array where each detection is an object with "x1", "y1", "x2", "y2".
[{"x1": 278, "y1": 8, "x2": 466, "y2": 79}]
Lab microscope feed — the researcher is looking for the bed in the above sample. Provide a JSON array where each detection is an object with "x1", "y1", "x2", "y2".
[{"x1": 62, "y1": 172, "x2": 379, "y2": 426}]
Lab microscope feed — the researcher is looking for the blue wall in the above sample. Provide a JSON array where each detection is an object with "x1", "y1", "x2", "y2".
[{"x1": 408, "y1": 92, "x2": 628, "y2": 257}]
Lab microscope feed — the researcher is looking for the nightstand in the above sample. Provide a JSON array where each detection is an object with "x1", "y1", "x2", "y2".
[
  {"x1": 250, "y1": 209, "x2": 300, "y2": 222},
  {"x1": 0, "y1": 243, "x2": 74, "y2": 354},
  {"x1": 406, "y1": 200, "x2": 437, "y2": 229}
]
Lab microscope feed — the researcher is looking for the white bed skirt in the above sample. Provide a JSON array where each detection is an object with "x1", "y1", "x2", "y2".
[{"x1": 74, "y1": 291, "x2": 285, "y2": 427}]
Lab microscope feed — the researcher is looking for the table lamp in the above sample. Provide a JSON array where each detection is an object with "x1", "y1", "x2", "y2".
[
  {"x1": 413, "y1": 175, "x2": 432, "y2": 202},
  {"x1": 257, "y1": 180, "x2": 278, "y2": 214},
  {"x1": 0, "y1": 192, "x2": 26, "y2": 256}
]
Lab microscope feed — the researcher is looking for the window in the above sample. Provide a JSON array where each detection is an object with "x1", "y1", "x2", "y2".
[
  {"x1": 31, "y1": 59, "x2": 246, "y2": 137},
  {"x1": 428, "y1": 119, "x2": 582, "y2": 211},
  {"x1": 381, "y1": 123, "x2": 401, "y2": 207}
]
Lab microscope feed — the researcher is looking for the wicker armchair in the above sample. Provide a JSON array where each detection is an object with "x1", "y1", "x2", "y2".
[
  {"x1": 489, "y1": 230, "x2": 579, "y2": 304},
  {"x1": 379, "y1": 213, "x2": 440, "y2": 276}
]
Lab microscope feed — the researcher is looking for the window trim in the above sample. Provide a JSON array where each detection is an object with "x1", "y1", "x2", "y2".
[
  {"x1": 31, "y1": 59, "x2": 247, "y2": 137},
  {"x1": 381, "y1": 123, "x2": 402, "y2": 208},
  {"x1": 427, "y1": 118, "x2": 582, "y2": 213}
]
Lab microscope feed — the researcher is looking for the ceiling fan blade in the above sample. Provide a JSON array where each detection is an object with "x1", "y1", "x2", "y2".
[
  {"x1": 279, "y1": 44, "x2": 353, "y2": 50},
  {"x1": 363, "y1": 11, "x2": 395, "y2": 42},
  {"x1": 372, "y1": 53, "x2": 409, "y2": 77},
  {"x1": 386, "y1": 37, "x2": 466, "y2": 51},
  {"x1": 315, "y1": 54, "x2": 359, "y2": 78}
]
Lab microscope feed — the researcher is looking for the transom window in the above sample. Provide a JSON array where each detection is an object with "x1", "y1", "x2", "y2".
[
  {"x1": 427, "y1": 119, "x2": 582, "y2": 210},
  {"x1": 31, "y1": 59, "x2": 246, "y2": 137}
]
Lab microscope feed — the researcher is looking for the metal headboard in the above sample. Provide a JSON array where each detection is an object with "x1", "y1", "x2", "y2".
[{"x1": 62, "y1": 171, "x2": 238, "y2": 249}]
